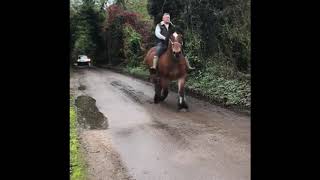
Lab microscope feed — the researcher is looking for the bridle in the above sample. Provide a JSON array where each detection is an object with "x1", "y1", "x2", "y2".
[{"x1": 169, "y1": 38, "x2": 183, "y2": 47}]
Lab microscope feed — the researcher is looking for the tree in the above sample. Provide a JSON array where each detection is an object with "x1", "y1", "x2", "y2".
[
  {"x1": 70, "y1": 0, "x2": 107, "y2": 64},
  {"x1": 147, "y1": 0, "x2": 250, "y2": 73}
]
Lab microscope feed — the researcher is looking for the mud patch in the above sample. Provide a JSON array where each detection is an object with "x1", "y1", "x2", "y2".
[
  {"x1": 151, "y1": 120, "x2": 183, "y2": 140},
  {"x1": 75, "y1": 95, "x2": 108, "y2": 130},
  {"x1": 110, "y1": 81, "x2": 145, "y2": 104},
  {"x1": 78, "y1": 84, "x2": 86, "y2": 90},
  {"x1": 150, "y1": 120, "x2": 189, "y2": 148}
]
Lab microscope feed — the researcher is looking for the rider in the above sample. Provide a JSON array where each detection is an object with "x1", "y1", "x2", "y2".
[{"x1": 151, "y1": 13, "x2": 195, "y2": 70}]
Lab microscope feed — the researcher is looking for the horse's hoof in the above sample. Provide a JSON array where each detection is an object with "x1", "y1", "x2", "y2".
[
  {"x1": 154, "y1": 98, "x2": 160, "y2": 104},
  {"x1": 179, "y1": 108, "x2": 188, "y2": 112},
  {"x1": 159, "y1": 96, "x2": 166, "y2": 102},
  {"x1": 178, "y1": 102, "x2": 189, "y2": 110}
]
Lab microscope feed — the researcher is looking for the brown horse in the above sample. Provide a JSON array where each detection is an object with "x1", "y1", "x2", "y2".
[{"x1": 144, "y1": 32, "x2": 189, "y2": 110}]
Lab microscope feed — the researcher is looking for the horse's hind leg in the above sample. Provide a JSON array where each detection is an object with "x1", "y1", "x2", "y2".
[
  {"x1": 160, "y1": 88, "x2": 169, "y2": 102},
  {"x1": 148, "y1": 69, "x2": 156, "y2": 83},
  {"x1": 177, "y1": 78, "x2": 188, "y2": 110},
  {"x1": 160, "y1": 78, "x2": 169, "y2": 102}
]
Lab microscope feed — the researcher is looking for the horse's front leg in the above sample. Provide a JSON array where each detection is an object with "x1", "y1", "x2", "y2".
[
  {"x1": 160, "y1": 78, "x2": 169, "y2": 102},
  {"x1": 177, "y1": 77, "x2": 188, "y2": 110}
]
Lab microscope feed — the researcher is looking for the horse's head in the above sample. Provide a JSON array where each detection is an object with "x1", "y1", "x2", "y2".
[{"x1": 169, "y1": 32, "x2": 183, "y2": 59}]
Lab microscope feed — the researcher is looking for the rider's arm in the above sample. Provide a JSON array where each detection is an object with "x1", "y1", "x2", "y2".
[{"x1": 155, "y1": 24, "x2": 166, "y2": 40}]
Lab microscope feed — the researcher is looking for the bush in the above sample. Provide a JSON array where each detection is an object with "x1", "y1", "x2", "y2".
[
  {"x1": 105, "y1": 4, "x2": 152, "y2": 65},
  {"x1": 123, "y1": 24, "x2": 143, "y2": 67},
  {"x1": 184, "y1": 30, "x2": 204, "y2": 70},
  {"x1": 147, "y1": 0, "x2": 250, "y2": 73},
  {"x1": 187, "y1": 68, "x2": 251, "y2": 108},
  {"x1": 124, "y1": 66, "x2": 149, "y2": 78}
]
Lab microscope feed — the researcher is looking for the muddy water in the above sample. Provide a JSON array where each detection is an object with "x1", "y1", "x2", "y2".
[
  {"x1": 75, "y1": 95, "x2": 108, "y2": 130},
  {"x1": 71, "y1": 68, "x2": 250, "y2": 180}
]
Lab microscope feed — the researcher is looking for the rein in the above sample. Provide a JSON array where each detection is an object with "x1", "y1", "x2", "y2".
[{"x1": 169, "y1": 39, "x2": 183, "y2": 46}]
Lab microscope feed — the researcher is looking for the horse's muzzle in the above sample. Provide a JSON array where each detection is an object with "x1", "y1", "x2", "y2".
[{"x1": 173, "y1": 52, "x2": 181, "y2": 58}]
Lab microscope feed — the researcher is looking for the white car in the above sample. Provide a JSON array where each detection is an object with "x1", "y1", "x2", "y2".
[{"x1": 76, "y1": 55, "x2": 91, "y2": 66}]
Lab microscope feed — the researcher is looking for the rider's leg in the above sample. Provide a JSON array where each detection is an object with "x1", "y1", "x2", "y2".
[{"x1": 151, "y1": 43, "x2": 162, "y2": 69}]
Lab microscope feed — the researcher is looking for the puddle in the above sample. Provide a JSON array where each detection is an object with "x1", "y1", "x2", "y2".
[{"x1": 75, "y1": 95, "x2": 108, "y2": 130}]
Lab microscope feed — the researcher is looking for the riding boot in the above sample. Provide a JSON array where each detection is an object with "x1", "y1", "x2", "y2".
[
  {"x1": 151, "y1": 56, "x2": 159, "y2": 69},
  {"x1": 185, "y1": 57, "x2": 195, "y2": 70}
]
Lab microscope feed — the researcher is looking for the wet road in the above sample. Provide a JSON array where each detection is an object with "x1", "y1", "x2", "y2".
[{"x1": 71, "y1": 67, "x2": 250, "y2": 180}]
